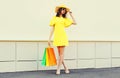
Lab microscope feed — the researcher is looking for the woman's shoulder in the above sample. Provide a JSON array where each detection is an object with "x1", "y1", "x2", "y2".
[
  {"x1": 51, "y1": 16, "x2": 57, "y2": 19},
  {"x1": 52, "y1": 16, "x2": 57, "y2": 18}
]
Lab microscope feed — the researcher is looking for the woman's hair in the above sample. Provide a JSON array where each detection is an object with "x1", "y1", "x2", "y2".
[{"x1": 56, "y1": 8, "x2": 67, "y2": 18}]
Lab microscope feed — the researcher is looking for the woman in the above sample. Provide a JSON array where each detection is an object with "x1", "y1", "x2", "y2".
[{"x1": 48, "y1": 5, "x2": 76, "y2": 75}]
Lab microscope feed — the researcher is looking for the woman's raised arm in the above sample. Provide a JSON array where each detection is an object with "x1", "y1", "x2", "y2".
[{"x1": 69, "y1": 11, "x2": 77, "y2": 25}]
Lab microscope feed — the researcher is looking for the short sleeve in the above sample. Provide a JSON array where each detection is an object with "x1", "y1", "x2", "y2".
[
  {"x1": 64, "y1": 18, "x2": 73, "y2": 27},
  {"x1": 49, "y1": 16, "x2": 56, "y2": 26}
]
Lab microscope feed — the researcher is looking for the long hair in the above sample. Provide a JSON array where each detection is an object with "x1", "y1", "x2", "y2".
[{"x1": 56, "y1": 8, "x2": 67, "y2": 18}]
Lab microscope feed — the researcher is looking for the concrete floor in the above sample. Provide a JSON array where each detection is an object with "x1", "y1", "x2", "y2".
[{"x1": 0, "y1": 67, "x2": 120, "y2": 78}]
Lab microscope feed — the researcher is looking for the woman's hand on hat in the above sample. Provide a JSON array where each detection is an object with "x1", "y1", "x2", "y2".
[
  {"x1": 69, "y1": 11, "x2": 72, "y2": 14},
  {"x1": 69, "y1": 11, "x2": 72, "y2": 13}
]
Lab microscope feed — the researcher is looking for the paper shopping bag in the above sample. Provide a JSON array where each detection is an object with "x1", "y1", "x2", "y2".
[
  {"x1": 41, "y1": 48, "x2": 47, "y2": 66},
  {"x1": 41, "y1": 47, "x2": 57, "y2": 66},
  {"x1": 47, "y1": 47, "x2": 57, "y2": 66}
]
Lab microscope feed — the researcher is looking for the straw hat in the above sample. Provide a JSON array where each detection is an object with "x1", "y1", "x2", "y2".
[{"x1": 55, "y1": 4, "x2": 70, "y2": 13}]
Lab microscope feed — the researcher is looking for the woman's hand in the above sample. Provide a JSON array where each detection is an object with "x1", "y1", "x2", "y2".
[
  {"x1": 48, "y1": 40, "x2": 51, "y2": 47},
  {"x1": 69, "y1": 11, "x2": 72, "y2": 14}
]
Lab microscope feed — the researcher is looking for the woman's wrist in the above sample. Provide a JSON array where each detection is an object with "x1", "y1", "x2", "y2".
[
  {"x1": 69, "y1": 11, "x2": 72, "y2": 14},
  {"x1": 48, "y1": 40, "x2": 51, "y2": 42},
  {"x1": 69, "y1": 11, "x2": 72, "y2": 13}
]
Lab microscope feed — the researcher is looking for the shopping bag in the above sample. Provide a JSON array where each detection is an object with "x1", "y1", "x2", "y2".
[
  {"x1": 46, "y1": 48, "x2": 50, "y2": 66},
  {"x1": 46, "y1": 47, "x2": 57, "y2": 66},
  {"x1": 41, "y1": 47, "x2": 57, "y2": 66},
  {"x1": 48, "y1": 47, "x2": 57, "y2": 66},
  {"x1": 41, "y1": 48, "x2": 47, "y2": 66}
]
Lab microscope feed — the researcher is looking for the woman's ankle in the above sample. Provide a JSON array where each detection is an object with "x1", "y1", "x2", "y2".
[{"x1": 64, "y1": 68, "x2": 69, "y2": 71}]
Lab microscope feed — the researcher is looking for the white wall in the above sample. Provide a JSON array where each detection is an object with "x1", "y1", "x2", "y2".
[
  {"x1": 0, "y1": 41, "x2": 120, "y2": 72},
  {"x1": 0, "y1": 0, "x2": 120, "y2": 40}
]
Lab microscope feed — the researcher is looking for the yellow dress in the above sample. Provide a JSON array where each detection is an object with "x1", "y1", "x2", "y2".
[{"x1": 49, "y1": 16, "x2": 73, "y2": 46}]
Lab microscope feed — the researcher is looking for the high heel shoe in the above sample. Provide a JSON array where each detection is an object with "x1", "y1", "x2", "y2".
[
  {"x1": 65, "y1": 70, "x2": 70, "y2": 74},
  {"x1": 56, "y1": 70, "x2": 60, "y2": 75}
]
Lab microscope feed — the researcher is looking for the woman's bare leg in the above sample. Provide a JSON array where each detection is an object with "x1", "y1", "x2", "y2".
[
  {"x1": 56, "y1": 46, "x2": 69, "y2": 74},
  {"x1": 56, "y1": 46, "x2": 64, "y2": 74},
  {"x1": 62, "y1": 61, "x2": 69, "y2": 73}
]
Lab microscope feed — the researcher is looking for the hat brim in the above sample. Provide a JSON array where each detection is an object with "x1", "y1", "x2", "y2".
[{"x1": 55, "y1": 6, "x2": 70, "y2": 13}]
